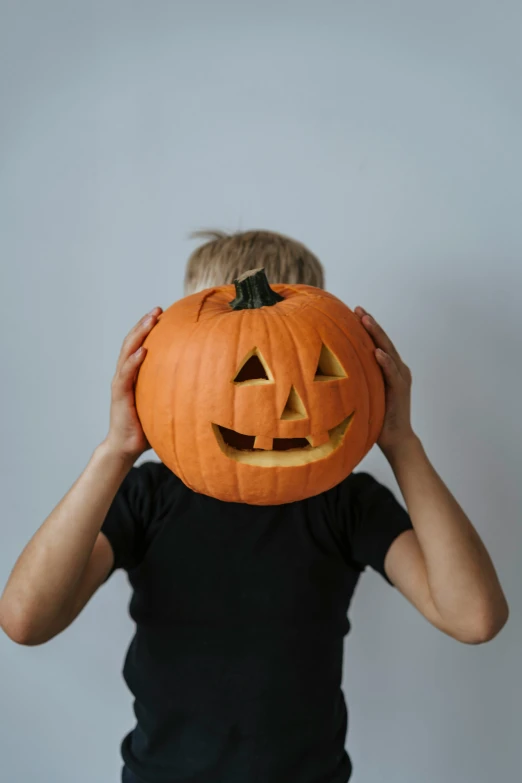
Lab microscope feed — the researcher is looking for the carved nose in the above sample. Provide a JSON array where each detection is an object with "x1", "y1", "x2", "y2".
[{"x1": 280, "y1": 386, "x2": 308, "y2": 420}]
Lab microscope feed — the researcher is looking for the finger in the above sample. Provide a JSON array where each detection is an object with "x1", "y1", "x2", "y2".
[
  {"x1": 354, "y1": 306, "x2": 368, "y2": 317},
  {"x1": 375, "y1": 349, "x2": 401, "y2": 384},
  {"x1": 113, "y1": 347, "x2": 148, "y2": 394},
  {"x1": 362, "y1": 314, "x2": 402, "y2": 366},
  {"x1": 124, "y1": 308, "x2": 162, "y2": 350},
  {"x1": 117, "y1": 309, "x2": 162, "y2": 370}
]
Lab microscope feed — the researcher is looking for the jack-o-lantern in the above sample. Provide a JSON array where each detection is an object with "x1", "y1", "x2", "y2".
[{"x1": 135, "y1": 268, "x2": 384, "y2": 505}]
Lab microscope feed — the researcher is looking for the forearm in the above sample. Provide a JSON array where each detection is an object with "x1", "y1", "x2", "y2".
[
  {"x1": 383, "y1": 434, "x2": 509, "y2": 631},
  {"x1": 0, "y1": 441, "x2": 134, "y2": 637}
]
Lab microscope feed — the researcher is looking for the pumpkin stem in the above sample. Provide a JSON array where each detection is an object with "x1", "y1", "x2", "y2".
[{"x1": 229, "y1": 267, "x2": 284, "y2": 311}]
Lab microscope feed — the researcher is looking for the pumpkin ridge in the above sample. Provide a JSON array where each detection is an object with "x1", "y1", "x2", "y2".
[
  {"x1": 230, "y1": 309, "x2": 243, "y2": 501},
  {"x1": 194, "y1": 287, "x2": 219, "y2": 322},
  {"x1": 277, "y1": 304, "x2": 314, "y2": 497},
  {"x1": 277, "y1": 301, "x2": 310, "y2": 417},
  {"x1": 311, "y1": 302, "x2": 377, "y2": 455},
  {"x1": 210, "y1": 308, "x2": 244, "y2": 500},
  {"x1": 171, "y1": 319, "x2": 205, "y2": 488}
]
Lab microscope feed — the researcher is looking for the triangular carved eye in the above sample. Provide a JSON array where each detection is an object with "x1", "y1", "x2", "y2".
[
  {"x1": 233, "y1": 349, "x2": 273, "y2": 385},
  {"x1": 314, "y1": 343, "x2": 347, "y2": 381}
]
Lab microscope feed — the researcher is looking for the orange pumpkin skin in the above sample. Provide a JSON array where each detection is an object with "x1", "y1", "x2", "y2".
[{"x1": 135, "y1": 279, "x2": 384, "y2": 505}]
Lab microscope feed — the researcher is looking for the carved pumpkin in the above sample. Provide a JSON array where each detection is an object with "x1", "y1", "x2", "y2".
[{"x1": 135, "y1": 268, "x2": 384, "y2": 505}]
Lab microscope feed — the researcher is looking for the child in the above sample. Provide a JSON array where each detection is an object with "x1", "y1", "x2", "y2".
[{"x1": 0, "y1": 229, "x2": 509, "y2": 783}]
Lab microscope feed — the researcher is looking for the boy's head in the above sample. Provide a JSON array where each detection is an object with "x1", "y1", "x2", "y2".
[{"x1": 184, "y1": 228, "x2": 325, "y2": 296}]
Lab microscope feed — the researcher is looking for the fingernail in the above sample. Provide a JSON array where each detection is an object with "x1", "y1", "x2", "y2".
[
  {"x1": 366, "y1": 315, "x2": 375, "y2": 325},
  {"x1": 143, "y1": 316, "x2": 153, "y2": 326},
  {"x1": 147, "y1": 307, "x2": 158, "y2": 315}
]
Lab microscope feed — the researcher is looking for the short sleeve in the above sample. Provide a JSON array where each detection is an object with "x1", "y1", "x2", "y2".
[
  {"x1": 100, "y1": 460, "x2": 162, "y2": 581},
  {"x1": 334, "y1": 471, "x2": 414, "y2": 586}
]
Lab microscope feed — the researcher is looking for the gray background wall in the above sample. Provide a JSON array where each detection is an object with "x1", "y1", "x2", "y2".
[{"x1": 1, "y1": 1, "x2": 520, "y2": 781}]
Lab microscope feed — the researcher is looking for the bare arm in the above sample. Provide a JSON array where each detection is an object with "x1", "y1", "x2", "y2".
[
  {"x1": 0, "y1": 445, "x2": 134, "y2": 645},
  {"x1": 384, "y1": 436, "x2": 509, "y2": 643},
  {"x1": 354, "y1": 306, "x2": 509, "y2": 644},
  {"x1": 0, "y1": 306, "x2": 162, "y2": 646}
]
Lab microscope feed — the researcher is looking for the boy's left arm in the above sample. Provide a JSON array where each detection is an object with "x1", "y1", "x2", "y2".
[{"x1": 355, "y1": 307, "x2": 509, "y2": 645}]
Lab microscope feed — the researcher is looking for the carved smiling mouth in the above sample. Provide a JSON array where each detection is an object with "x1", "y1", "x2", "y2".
[{"x1": 212, "y1": 412, "x2": 354, "y2": 466}]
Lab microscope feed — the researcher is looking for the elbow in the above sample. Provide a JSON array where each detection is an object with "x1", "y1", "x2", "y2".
[
  {"x1": 0, "y1": 601, "x2": 47, "y2": 646},
  {"x1": 0, "y1": 615, "x2": 36, "y2": 646},
  {"x1": 3, "y1": 627, "x2": 39, "y2": 647},
  {"x1": 1, "y1": 622, "x2": 47, "y2": 647},
  {"x1": 457, "y1": 601, "x2": 510, "y2": 645}
]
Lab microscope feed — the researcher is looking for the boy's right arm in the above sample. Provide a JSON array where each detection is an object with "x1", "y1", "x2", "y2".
[
  {"x1": 0, "y1": 305, "x2": 162, "y2": 646},
  {"x1": 0, "y1": 445, "x2": 134, "y2": 646}
]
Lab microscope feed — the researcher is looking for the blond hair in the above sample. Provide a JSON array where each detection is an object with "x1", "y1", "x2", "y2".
[{"x1": 184, "y1": 228, "x2": 325, "y2": 295}]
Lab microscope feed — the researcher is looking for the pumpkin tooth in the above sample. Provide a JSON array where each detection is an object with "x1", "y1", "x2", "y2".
[
  {"x1": 306, "y1": 431, "x2": 330, "y2": 447},
  {"x1": 254, "y1": 435, "x2": 273, "y2": 450}
]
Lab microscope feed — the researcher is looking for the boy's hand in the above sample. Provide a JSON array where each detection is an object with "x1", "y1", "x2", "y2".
[
  {"x1": 354, "y1": 306, "x2": 415, "y2": 453},
  {"x1": 104, "y1": 307, "x2": 163, "y2": 461}
]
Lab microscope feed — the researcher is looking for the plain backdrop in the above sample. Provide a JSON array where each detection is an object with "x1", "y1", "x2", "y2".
[{"x1": 1, "y1": 1, "x2": 521, "y2": 782}]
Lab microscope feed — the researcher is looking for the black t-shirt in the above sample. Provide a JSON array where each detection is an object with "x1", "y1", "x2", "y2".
[{"x1": 101, "y1": 461, "x2": 413, "y2": 783}]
